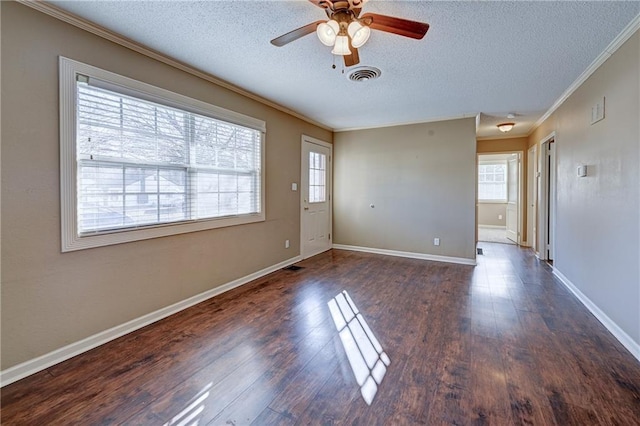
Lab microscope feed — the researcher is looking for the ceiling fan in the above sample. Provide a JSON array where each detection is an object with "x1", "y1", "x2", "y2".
[{"x1": 270, "y1": 0, "x2": 429, "y2": 67}]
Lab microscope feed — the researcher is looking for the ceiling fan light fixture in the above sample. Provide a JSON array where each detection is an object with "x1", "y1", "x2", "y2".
[
  {"x1": 497, "y1": 122, "x2": 515, "y2": 133},
  {"x1": 317, "y1": 20, "x2": 339, "y2": 46},
  {"x1": 332, "y1": 35, "x2": 352, "y2": 55},
  {"x1": 348, "y1": 21, "x2": 371, "y2": 48}
]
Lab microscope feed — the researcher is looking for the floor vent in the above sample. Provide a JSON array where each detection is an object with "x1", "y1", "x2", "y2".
[
  {"x1": 477, "y1": 248, "x2": 484, "y2": 255},
  {"x1": 283, "y1": 265, "x2": 304, "y2": 271}
]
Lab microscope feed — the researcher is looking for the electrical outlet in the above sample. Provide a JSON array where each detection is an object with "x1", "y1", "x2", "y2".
[
  {"x1": 285, "y1": 239, "x2": 290, "y2": 249},
  {"x1": 434, "y1": 238, "x2": 440, "y2": 246},
  {"x1": 498, "y1": 214, "x2": 503, "y2": 220}
]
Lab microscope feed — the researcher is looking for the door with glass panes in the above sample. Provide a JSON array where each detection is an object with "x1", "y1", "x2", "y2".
[{"x1": 301, "y1": 137, "x2": 332, "y2": 258}]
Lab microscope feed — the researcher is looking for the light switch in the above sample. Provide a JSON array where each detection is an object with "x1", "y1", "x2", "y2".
[
  {"x1": 291, "y1": 183, "x2": 298, "y2": 191},
  {"x1": 577, "y1": 165, "x2": 587, "y2": 177}
]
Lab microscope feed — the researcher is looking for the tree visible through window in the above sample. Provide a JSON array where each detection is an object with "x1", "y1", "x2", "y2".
[{"x1": 478, "y1": 163, "x2": 507, "y2": 201}]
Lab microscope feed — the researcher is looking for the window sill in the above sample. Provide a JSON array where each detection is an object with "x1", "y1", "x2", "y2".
[{"x1": 62, "y1": 213, "x2": 265, "y2": 252}]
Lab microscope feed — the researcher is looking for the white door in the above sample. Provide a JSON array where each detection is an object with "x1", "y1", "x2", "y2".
[
  {"x1": 527, "y1": 146, "x2": 537, "y2": 249},
  {"x1": 301, "y1": 137, "x2": 332, "y2": 259},
  {"x1": 506, "y1": 154, "x2": 519, "y2": 243}
]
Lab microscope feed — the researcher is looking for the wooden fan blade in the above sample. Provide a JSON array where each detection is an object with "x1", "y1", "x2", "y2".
[
  {"x1": 360, "y1": 13, "x2": 429, "y2": 39},
  {"x1": 308, "y1": 0, "x2": 333, "y2": 10},
  {"x1": 270, "y1": 21, "x2": 325, "y2": 47},
  {"x1": 344, "y1": 47, "x2": 360, "y2": 67}
]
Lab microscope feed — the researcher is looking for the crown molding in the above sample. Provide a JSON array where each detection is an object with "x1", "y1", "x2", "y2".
[
  {"x1": 17, "y1": 0, "x2": 332, "y2": 132},
  {"x1": 530, "y1": 12, "x2": 640, "y2": 134}
]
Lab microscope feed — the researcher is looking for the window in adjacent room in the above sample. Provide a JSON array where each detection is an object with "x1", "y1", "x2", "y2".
[
  {"x1": 478, "y1": 162, "x2": 507, "y2": 202},
  {"x1": 60, "y1": 57, "x2": 266, "y2": 251}
]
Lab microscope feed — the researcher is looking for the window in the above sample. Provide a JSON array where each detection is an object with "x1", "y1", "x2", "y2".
[
  {"x1": 308, "y1": 152, "x2": 326, "y2": 203},
  {"x1": 478, "y1": 163, "x2": 507, "y2": 201},
  {"x1": 60, "y1": 57, "x2": 265, "y2": 251}
]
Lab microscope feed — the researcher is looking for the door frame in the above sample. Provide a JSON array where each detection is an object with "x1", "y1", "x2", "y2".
[
  {"x1": 537, "y1": 132, "x2": 556, "y2": 261},
  {"x1": 476, "y1": 151, "x2": 524, "y2": 245},
  {"x1": 527, "y1": 144, "x2": 538, "y2": 249},
  {"x1": 300, "y1": 135, "x2": 333, "y2": 259}
]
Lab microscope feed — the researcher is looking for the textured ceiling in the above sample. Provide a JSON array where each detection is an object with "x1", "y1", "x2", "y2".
[{"x1": 48, "y1": 1, "x2": 640, "y2": 137}]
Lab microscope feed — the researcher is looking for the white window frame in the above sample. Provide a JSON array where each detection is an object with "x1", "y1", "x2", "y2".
[
  {"x1": 60, "y1": 57, "x2": 266, "y2": 252},
  {"x1": 478, "y1": 160, "x2": 508, "y2": 203}
]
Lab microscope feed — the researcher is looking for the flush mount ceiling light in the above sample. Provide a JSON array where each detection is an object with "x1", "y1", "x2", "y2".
[
  {"x1": 497, "y1": 122, "x2": 515, "y2": 133},
  {"x1": 497, "y1": 113, "x2": 516, "y2": 133},
  {"x1": 270, "y1": 0, "x2": 429, "y2": 68}
]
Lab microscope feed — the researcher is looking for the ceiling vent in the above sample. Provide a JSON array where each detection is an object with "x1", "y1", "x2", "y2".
[{"x1": 347, "y1": 66, "x2": 381, "y2": 82}]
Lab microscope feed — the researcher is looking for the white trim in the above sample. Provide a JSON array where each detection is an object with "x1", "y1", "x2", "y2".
[
  {"x1": 477, "y1": 225, "x2": 506, "y2": 229},
  {"x1": 18, "y1": 0, "x2": 331, "y2": 132},
  {"x1": 531, "y1": 13, "x2": 640, "y2": 133},
  {"x1": 552, "y1": 268, "x2": 640, "y2": 363},
  {"x1": 0, "y1": 255, "x2": 302, "y2": 387},
  {"x1": 59, "y1": 57, "x2": 266, "y2": 252},
  {"x1": 332, "y1": 244, "x2": 477, "y2": 266}
]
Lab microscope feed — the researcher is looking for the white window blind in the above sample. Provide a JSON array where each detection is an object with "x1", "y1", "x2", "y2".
[
  {"x1": 60, "y1": 57, "x2": 265, "y2": 251},
  {"x1": 478, "y1": 163, "x2": 507, "y2": 201},
  {"x1": 77, "y1": 80, "x2": 262, "y2": 234}
]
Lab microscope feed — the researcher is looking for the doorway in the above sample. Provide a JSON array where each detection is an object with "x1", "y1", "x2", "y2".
[
  {"x1": 301, "y1": 135, "x2": 332, "y2": 259},
  {"x1": 477, "y1": 152, "x2": 522, "y2": 245},
  {"x1": 537, "y1": 134, "x2": 556, "y2": 261}
]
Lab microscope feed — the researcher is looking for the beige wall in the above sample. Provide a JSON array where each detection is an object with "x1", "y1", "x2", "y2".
[
  {"x1": 478, "y1": 203, "x2": 506, "y2": 227},
  {"x1": 529, "y1": 31, "x2": 640, "y2": 345},
  {"x1": 333, "y1": 118, "x2": 477, "y2": 260},
  {"x1": 0, "y1": 2, "x2": 331, "y2": 369},
  {"x1": 477, "y1": 137, "x2": 529, "y2": 154}
]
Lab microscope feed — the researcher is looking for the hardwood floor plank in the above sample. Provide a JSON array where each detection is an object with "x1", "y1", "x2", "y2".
[
  {"x1": 267, "y1": 341, "x2": 340, "y2": 420},
  {"x1": 501, "y1": 344, "x2": 558, "y2": 425},
  {"x1": 470, "y1": 335, "x2": 514, "y2": 424},
  {"x1": 251, "y1": 407, "x2": 294, "y2": 425}
]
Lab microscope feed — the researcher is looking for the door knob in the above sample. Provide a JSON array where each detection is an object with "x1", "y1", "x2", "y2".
[{"x1": 304, "y1": 207, "x2": 309, "y2": 210}]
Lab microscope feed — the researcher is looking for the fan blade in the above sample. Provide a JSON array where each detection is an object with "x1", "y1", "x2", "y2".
[
  {"x1": 344, "y1": 47, "x2": 360, "y2": 67},
  {"x1": 271, "y1": 21, "x2": 325, "y2": 47},
  {"x1": 308, "y1": 0, "x2": 333, "y2": 10},
  {"x1": 360, "y1": 13, "x2": 429, "y2": 39}
]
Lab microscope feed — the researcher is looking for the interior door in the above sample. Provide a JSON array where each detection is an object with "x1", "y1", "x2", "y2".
[
  {"x1": 506, "y1": 154, "x2": 519, "y2": 243},
  {"x1": 301, "y1": 137, "x2": 332, "y2": 259}
]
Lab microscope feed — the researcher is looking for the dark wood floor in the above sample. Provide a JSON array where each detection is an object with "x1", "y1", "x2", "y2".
[{"x1": 2, "y1": 243, "x2": 640, "y2": 425}]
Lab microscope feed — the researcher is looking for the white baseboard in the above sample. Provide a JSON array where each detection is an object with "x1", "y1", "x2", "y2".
[
  {"x1": 477, "y1": 225, "x2": 506, "y2": 229},
  {"x1": 332, "y1": 244, "x2": 476, "y2": 266},
  {"x1": 0, "y1": 255, "x2": 302, "y2": 387},
  {"x1": 553, "y1": 268, "x2": 640, "y2": 362}
]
